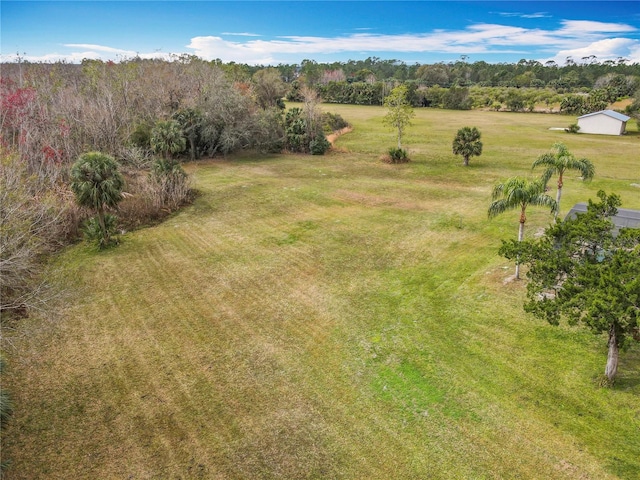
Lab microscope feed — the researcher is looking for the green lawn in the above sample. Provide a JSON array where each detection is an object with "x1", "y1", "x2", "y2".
[{"x1": 3, "y1": 105, "x2": 640, "y2": 479}]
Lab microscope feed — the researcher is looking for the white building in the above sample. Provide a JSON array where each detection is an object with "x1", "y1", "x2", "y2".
[{"x1": 576, "y1": 110, "x2": 631, "y2": 135}]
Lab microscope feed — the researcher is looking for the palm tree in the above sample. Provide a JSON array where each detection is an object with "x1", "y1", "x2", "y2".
[
  {"x1": 70, "y1": 151, "x2": 124, "y2": 246},
  {"x1": 172, "y1": 109, "x2": 203, "y2": 161},
  {"x1": 532, "y1": 142, "x2": 595, "y2": 219},
  {"x1": 151, "y1": 120, "x2": 186, "y2": 160},
  {"x1": 452, "y1": 126, "x2": 483, "y2": 166},
  {"x1": 488, "y1": 177, "x2": 558, "y2": 279}
]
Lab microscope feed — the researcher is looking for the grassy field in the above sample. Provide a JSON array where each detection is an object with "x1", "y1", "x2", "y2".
[{"x1": 3, "y1": 105, "x2": 640, "y2": 479}]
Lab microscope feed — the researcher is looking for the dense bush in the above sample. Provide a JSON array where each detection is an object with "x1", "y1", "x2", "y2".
[
  {"x1": 149, "y1": 158, "x2": 192, "y2": 210},
  {"x1": 310, "y1": 136, "x2": 331, "y2": 155},
  {"x1": 442, "y1": 86, "x2": 472, "y2": 110},
  {"x1": 282, "y1": 105, "x2": 331, "y2": 155},
  {"x1": 317, "y1": 81, "x2": 384, "y2": 105},
  {"x1": 82, "y1": 213, "x2": 119, "y2": 248},
  {"x1": 252, "y1": 108, "x2": 285, "y2": 154},
  {"x1": 383, "y1": 147, "x2": 409, "y2": 164},
  {"x1": 0, "y1": 152, "x2": 75, "y2": 314},
  {"x1": 322, "y1": 112, "x2": 350, "y2": 132}
]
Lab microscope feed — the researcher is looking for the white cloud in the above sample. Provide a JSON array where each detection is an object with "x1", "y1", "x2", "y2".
[
  {"x1": 220, "y1": 32, "x2": 261, "y2": 37},
  {"x1": 184, "y1": 19, "x2": 638, "y2": 64},
  {"x1": 63, "y1": 44, "x2": 136, "y2": 55},
  {"x1": 629, "y1": 43, "x2": 640, "y2": 63},
  {"x1": 497, "y1": 12, "x2": 550, "y2": 19},
  {"x1": 557, "y1": 20, "x2": 636, "y2": 36},
  {"x1": 4, "y1": 18, "x2": 637, "y2": 65},
  {"x1": 0, "y1": 44, "x2": 179, "y2": 63},
  {"x1": 541, "y1": 38, "x2": 640, "y2": 65}
]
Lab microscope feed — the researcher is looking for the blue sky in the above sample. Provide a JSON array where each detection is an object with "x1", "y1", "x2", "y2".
[{"x1": 2, "y1": 1, "x2": 640, "y2": 65}]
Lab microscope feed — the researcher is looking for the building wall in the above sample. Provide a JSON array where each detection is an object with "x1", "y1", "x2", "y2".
[{"x1": 577, "y1": 114, "x2": 626, "y2": 135}]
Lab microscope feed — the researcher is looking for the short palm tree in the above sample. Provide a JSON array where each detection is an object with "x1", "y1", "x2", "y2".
[
  {"x1": 488, "y1": 177, "x2": 558, "y2": 279},
  {"x1": 70, "y1": 151, "x2": 124, "y2": 246},
  {"x1": 452, "y1": 126, "x2": 483, "y2": 166},
  {"x1": 151, "y1": 120, "x2": 186, "y2": 160},
  {"x1": 532, "y1": 142, "x2": 594, "y2": 219}
]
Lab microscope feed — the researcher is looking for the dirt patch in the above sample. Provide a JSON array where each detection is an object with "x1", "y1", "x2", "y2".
[{"x1": 326, "y1": 126, "x2": 353, "y2": 145}]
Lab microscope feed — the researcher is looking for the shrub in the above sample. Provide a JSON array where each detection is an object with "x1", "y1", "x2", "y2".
[
  {"x1": 284, "y1": 108, "x2": 309, "y2": 153},
  {"x1": 322, "y1": 112, "x2": 350, "y2": 132},
  {"x1": 382, "y1": 147, "x2": 410, "y2": 164},
  {"x1": 252, "y1": 107, "x2": 285, "y2": 154},
  {"x1": 565, "y1": 123, "x2": 581, "y2": 134},
  {"x1": 149, "y1": 158, "x2": 192, "y2": 210},
  {"x1": 129, "y1": 121, "x2": 154, "y2": 149},
  {"x1": 120, "y1": 145, "x2": 153, "y2": 169},
  {"x1": 310, "y1": 136, "x2": 331, "y2": 155},
  {"x1": 83, "y1": 213, "x2": 119, "y2": 248}
]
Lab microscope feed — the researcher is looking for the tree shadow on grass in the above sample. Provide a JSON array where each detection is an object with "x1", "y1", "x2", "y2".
[{"x1": 613, "y1": 346, "x2": 640, "y2": 392}]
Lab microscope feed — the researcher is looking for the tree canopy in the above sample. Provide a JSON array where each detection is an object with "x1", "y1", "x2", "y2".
[
  {"x1": 532, "y1": 143, "x2": 595, "y2": 219},
  {"x1": 499, "y1": 191, "x2": 640, "y2": 383}
]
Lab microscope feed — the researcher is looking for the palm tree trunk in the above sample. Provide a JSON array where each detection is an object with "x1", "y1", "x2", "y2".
[
  {"x1": 516, "y1": 219, "x2": 525, "y2": 279},
  {"x1": 464, "y1": 155, "x2": 470, "y2": 167},
  {"x1": 605, "y1": 324, "x2": 619, "y2": 382},
  {"x1": 555, "y1": 181, "x2": 563, "y2": 220},
  {"x1": 189, "y1": 134, "x2": 196, "y2": 161},
  {"x1": 98, "y1": 205, "x2": 108, "y2": 244}
]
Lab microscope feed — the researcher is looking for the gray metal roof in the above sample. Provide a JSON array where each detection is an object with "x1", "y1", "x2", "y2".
[
  {"x1": 565, "y1": 203, "x2": 640, "y2": 234},
  {"x1": 577, "y1": 109, "x2": 631, "y2": 122}
]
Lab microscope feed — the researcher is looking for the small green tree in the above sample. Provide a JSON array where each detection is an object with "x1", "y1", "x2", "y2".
[
  {"x1": 532, "y1": 142, "x2": 595, "y2": 219},
  {"x1": 150, "y1": 120, "x2": 186, "y2": 160},
  {"x1": 70, "y1": 151, "x2": 124, "y2": 248},
  {"x1": 452, "y1": 126, "x2": 483, "y2": 166},
  {"x1": 383, "y1": 85, "x2": 415, "y2": 149},
  {"x1": 499, "y1": 191, "x2": 640, "y2": 384},
  {"x1": 488, "y1": 177, "x2": 558, "y2": 279}
]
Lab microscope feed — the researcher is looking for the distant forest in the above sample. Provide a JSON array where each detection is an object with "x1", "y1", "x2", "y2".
[{"x1": 3, "y1": 55, "x2": 640, "y2": 101}]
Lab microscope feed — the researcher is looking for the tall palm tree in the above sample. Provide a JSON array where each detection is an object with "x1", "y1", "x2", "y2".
[
  {"x1": 70, "y1": 151, "x2": 124, "y2": 246},
  {"x1": 532, "y1": 142, "x2": 595, "y2": 219},
  {"x1": 488, "y1": 177, "x2": 557, "y2": 279},
  {"x1": 151, "y1": 120, "x2": 186, "y2": 160},
  {"x1": 452, "y1": 126, "x2": 483, "y2": 166}
]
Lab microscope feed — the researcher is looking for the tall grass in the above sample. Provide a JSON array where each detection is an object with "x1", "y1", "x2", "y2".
[{"x1": 3, "y1": 106, "x2": 639, "y2": 479}]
